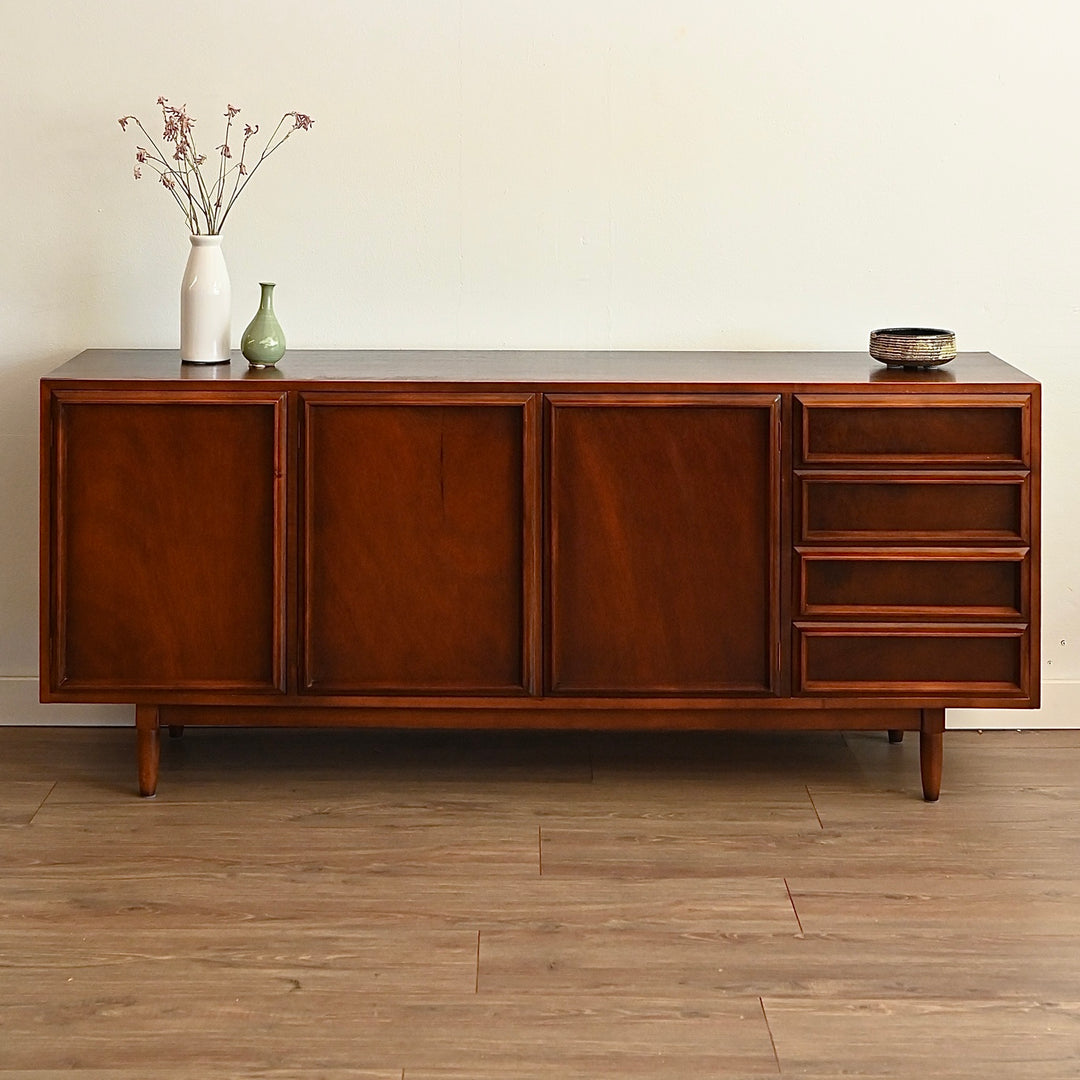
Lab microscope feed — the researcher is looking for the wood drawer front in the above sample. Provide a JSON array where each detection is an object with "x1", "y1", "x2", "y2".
[
  {"x1": 795, "y1": 625, "x2": 1028, "y2": 696},
  {"x1": 797, "y1": 551, "x2": 1026, "y2": 618},
  {"x1": 798, "y1": 474, "x2": 1028, "y2": 543},
  {"x1": 796, "y1": 396, "x2": 1029, "y2": 466}
]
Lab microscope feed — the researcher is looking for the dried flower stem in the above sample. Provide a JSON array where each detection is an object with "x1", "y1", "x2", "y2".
[{"x1": 119, "y1": 98, "x2": 314, "y2": 235}]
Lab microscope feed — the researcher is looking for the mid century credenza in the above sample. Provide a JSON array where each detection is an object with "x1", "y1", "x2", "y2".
[{"x1": 40, "y1": 350, "x2": 1041, "y2": 798}]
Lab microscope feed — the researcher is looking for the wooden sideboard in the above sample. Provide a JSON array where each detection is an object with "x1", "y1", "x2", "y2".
[{"x1": 40, "y1": 350, "x2": 1041, "y2": 798}]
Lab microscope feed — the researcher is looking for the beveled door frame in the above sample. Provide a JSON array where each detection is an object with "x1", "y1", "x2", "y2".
[
  {"x1": 543, "y1": 392, "x2": 783, "y2": 697},
  {"x1": 296, "y1": 390, "x2": 542, "y2": 698},
  {"x1": 42, "y1": 387, "x2": 289, "y2": 697}
]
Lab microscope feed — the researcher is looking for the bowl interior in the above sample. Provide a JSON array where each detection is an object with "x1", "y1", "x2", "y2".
[{"x1": 873, "y1": 327, "x2": 953, "y2": 339}]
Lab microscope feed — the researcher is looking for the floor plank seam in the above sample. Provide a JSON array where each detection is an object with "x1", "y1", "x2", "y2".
[
  {"x1": 784, "y1": 878, "x2": 804, "y2": 936},
  {"x1": 538, "y1": 825, "x2": 543, "y2": 877},
  {"x1": 26, "y1": 780, "x2": 57, "y2": 826},
  {"x1": 805, "y1": 785, "x2": 824, "y2": 829},
  {"x1": 475, "y1": 930, "x2": 481, "y2": 994},
  {"x1": 759, "y1": 995, "x2": 782, "y2": 1074}
]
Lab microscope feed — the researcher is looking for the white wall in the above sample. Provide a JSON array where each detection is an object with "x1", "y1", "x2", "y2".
[{"x1": 3, "y1": 0, "x2": 1078, "y2": 727}]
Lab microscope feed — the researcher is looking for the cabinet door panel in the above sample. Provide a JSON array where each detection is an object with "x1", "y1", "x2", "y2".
[
  {"x1": 301, "y1": 396, "x2": 538, "y2": 694},
  {"x1": 48, "y1": 393, "x2": 286, "y2": 693},
  {"x1": 548, "y1": 396, "x2": 780, "y2": 695}
]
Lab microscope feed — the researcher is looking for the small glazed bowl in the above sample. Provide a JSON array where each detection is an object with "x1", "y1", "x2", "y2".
[{"x1": 870, "y1": 328, "x2": 957, "y2": 369}]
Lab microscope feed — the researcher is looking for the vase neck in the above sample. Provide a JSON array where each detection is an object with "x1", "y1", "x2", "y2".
[
  {"x1": 189, "y1": 234, "x2": 222, "y2": 247},
  {"x1": 259, "y1": 282, "x2": 276, "y2": 309}
]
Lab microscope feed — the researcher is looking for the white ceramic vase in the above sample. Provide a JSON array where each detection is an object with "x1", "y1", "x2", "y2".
[{"x1": 180, "y1": 234, "x2": 231, "y2": 363}]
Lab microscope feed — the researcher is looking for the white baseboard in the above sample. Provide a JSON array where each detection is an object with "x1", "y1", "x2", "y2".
[
  {"x1": 0, "y1": 678, "x2": 132, "y2": 726},
  {"x1": 1, "y1": 676, "x2": 1077, "y2": 730},
  {"x1": 948, "y1": 680, "x2": 1080, "y2": 729}
]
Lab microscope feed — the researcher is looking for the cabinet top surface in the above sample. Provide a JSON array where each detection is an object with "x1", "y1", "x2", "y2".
[{"x1": 44, "y1": 349, "x2": 1038, "y2": 389}]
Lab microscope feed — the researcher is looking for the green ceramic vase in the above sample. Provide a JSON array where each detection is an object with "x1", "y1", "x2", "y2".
[{"x1": 241, "y1": 282, "x2": 286, "y2": 367}]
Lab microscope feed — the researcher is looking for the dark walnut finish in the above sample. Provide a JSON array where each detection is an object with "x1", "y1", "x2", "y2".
[
  {"x1": 300, "y1": 394, "x2": 539, "y2": 695},
  {"x1": 46, "y1": 390, "x2": 287, "y2": 693},
  {"x1": 40, "y1": 350, "x2": 1042, "y2": 800},
  {"x1": 547, "y1": 395, "x2": 780, "y2": 695}
]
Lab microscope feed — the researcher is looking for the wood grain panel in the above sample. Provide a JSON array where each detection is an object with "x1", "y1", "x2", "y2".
[
  {"x1": 477, "y1": 926, "x2": 1080, "y2": 1001},
  {"x1": 765, "y1": 997, "x2": 1080, "y2": 1078},
  {"x1": 798, "y1": 473, "x2": 1028, "y2": 542},
  {"x1": 547, "y1": 395, "x2": 780, "y2": 695},
  {"x1": 797, "y1": 395, "x2": 1030, "y2": 465},
  {"x1": 47, "y1": 392, "x2": 286, "y2": 694},
  {"x1": 795, "y1": 624, "x2": 1027, "y2": 695},
  {"x1": 786, "y1": 876, "x2": 1080, "y2": 935},
  {"x1": 0, "y1": 986, "x2": 777, "y2": 1075},
  {"x1": 0, "y1": 1071, "x2": 394, "y2": 1080},
  {"x1": 797, "y1": 550, "x2": 1026, "y2": 617},
  {"x1": 537, "y1": 823, "x2": 975, "y2": 879},
  {"x1": 301, "y1": 395, "x2": 539, "y2": 694}
]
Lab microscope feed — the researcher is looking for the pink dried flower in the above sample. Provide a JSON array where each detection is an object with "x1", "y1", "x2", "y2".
[{"x1": 119, "y1": 97, "x2": 314, "y2": 234}]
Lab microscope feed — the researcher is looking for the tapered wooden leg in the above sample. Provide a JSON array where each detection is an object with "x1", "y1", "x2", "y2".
[
  {"x1": 136, "y1": 705, "x2": 161, "y2": 798},
  {"x1": 888, "y1": 729, "x2": 904, "y2": 744},
  {"x1": 919, "y1": 708, "x2": 945, "y2": 802}
]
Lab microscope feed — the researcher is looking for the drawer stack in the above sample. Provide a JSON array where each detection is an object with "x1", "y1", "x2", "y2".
[{"x1": 792, "y1": 394, "x2": 1038, "y2": 703}]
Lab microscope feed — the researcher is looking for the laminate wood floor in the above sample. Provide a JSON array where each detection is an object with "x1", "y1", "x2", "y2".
[{"x1": 1, "y1": 726, "x2": 1078, "y2": 1078}]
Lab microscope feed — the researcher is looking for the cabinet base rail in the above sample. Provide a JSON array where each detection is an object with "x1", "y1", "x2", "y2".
[{"x1": 134, "y1": 704, "x2": 946, "y2": 801}]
